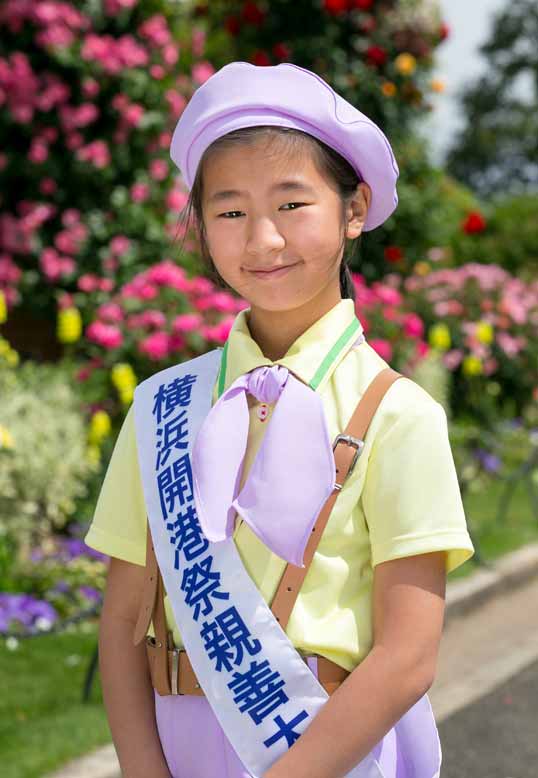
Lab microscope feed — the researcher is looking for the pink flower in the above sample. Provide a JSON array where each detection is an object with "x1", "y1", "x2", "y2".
[
  {"x1": 192, "y1": 28, "x2": 206, "y2": 57},
  {"x1": 29, "y1": 140, "x2": 49, "y2": 163},
  {"x1": 110, "y1": 235, "x2": 131, "y2": 255},
  {"x1": 139, "y1": 331, "x2": 170, "y2": 360},
  {"x1": 369, "y1": 338, "x2": 393, "y2": 362},
  {"x1": 162, "y1": 44, "x2": 179, "y2": 67},
  {"x1": 166, "y1": 188, "x2": 188, "y2": 211},
  {"x1": 40, "y1": 177, "x2": 57, "y2": 195},
  {"x1": 77, "y1": 274, "x2": 98, "y2": 292},
  {"x1": 0, "y1": 255, "x2": 22, "y2": 284},
  {"x1": 192, "y1": 61, "x2": 215, "y2": 84},
  {"x1": 124, "y1": 102, "x2": 144, "y2": 127},
  {"x1": 403, "y1": 313, "x2": 424, "y2": 339},
  {"x1": 61, "y1": 209, "x2": 81, "y2": 227},
  {"x1": 169, "y1": 332, "x2": 186, "y2": 352},
  {"x1": 141, "y1": 309, "x2": 166, "y2": 328},
  {"x1": 165, "y1": 88, "x2": 187, "y2": 118},
  {"x1": 149, "y1": 158, "x2": 169, "y2": 181},
  {"x1": 82, "y1": 78, "x2": 99, "y2": 98},
  {"x1": 172, "y1": 313, "x2": 202, "y2": 333},
  {"x1": 138, "y1": 15, "x2": 171, "y2": 48},
  {"x1": 86, "y1": 321, "x2": 123, "y2": 349},
  {"x1": 76, "y1": 139, "x2": 111, "y2": 169},
  {"x1": 97, "y1": 302, "x2": 123, "y2": 323},
  {"x1": 131, "y1": 182, "x2": 149, "y2": 202},
  {"x1": 443, "y1": 349, "x2": 464, "y2": 370}
]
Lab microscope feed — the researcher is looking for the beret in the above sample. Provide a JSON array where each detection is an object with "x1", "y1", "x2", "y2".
[{"x1": 170, "y1": 61, "x2": 399, "y2": 231}]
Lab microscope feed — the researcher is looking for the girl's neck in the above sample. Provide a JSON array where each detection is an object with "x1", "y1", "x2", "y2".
[{"x1": 246, "y1": 291, "x2": 343, "y2": 362}]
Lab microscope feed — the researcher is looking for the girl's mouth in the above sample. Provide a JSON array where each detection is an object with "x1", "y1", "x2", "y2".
[{"x1": 247, "y1": 262, "x2": 300, "y2": 279}]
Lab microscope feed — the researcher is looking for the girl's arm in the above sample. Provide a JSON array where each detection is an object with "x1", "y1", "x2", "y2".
[
  {"x1": 263, "y1": 550, "x2": 447, "y2": 778},
  {"x1": 98, "y1": 556, "x2": 172, "y2": 778}
]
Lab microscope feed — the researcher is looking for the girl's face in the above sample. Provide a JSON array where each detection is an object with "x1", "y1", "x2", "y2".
[{"x1": 200, "y1": 138, "x2": 370, "y2": 313}]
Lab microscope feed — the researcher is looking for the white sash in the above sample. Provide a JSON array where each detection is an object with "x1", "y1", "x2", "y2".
[{"x1": 133, "y1": 349, "x2": 441, "y2": 778}]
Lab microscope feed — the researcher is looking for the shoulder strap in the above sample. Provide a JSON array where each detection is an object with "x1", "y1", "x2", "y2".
[{"x1": 134, "y1": 367, "x2": 404, "y2": 645}]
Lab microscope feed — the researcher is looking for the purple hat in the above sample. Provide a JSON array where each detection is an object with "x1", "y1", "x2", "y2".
[{"x1": 170, "y1": 61, "x2": 399, "y2": 232}]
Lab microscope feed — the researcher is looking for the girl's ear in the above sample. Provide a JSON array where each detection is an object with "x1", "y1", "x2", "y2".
[{"x1": 345, "y1": 182, "x2": 372, "y2": 239}]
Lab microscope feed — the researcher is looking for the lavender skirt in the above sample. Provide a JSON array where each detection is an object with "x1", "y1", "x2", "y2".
[{"x1": 153, "y1": 656, "x2": 440, "y2": 778}]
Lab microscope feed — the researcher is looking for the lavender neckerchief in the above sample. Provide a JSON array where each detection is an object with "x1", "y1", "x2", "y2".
[{"x1": 191, "y1": 364, "x2": 336, "y2": 568}]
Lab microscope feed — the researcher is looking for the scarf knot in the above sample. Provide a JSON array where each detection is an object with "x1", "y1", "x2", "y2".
[{"x1": 246, "y1": 364, "x2": 288, "y2": 404}]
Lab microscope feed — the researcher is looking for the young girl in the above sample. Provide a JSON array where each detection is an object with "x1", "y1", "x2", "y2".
[{"x1": 84, "y1": 61, "x2": 475, "y2": 778}]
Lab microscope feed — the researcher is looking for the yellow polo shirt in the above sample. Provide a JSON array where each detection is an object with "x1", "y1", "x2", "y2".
[{"x1": 84, "y1": 298, "x2": 475, "y2": 672}]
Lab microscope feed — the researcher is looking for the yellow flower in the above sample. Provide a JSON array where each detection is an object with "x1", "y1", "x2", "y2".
[
  {"x1": 5, "y1": 349, "x2": 19, "y2": 367},
  {"x1": 475, "y1": 321, "x2": 494, "y2": 344},
  {"x1": 414, "y1": 261, "x2": 431, "y2": 276},
  {"x1": 381, "y1": 81, "x2": 397, "y2": 97},
  {"x1": 0, "y1": 336, "x2": 9, "y2": 356},
  {"x1": 428, "y1": 323, "x2": 451, "y2": 351},
  {"x1": 111, "y1": 362, "x2": 137, "y2": 390},
  {"x1": 88, "y1": 410, "x2": 112, "y2": 445},
  {"x1": 395, "y1": 53, "x2": 417, "y2": 76},
  {"x1": 119, "y1": 386, "x2": 134, "y2": 406},
  {"x1": 57, "y1": 307, "x2": 82, "y2": 344},
  {"x1": 462, "y1": 355, "x2": 483, "y2": 376},
  {"x1": 86, "y1": 444, "x2": 101, "y2": 467},
  {"x1": 430, "y1": 78, "x2": 445, "y2": 94},
  {"x1": 0, "y1": 290, "x2": 7, "y2": 324},
  {"x1": 0, "y1": 424, "x2": 15, "y2": 449}
]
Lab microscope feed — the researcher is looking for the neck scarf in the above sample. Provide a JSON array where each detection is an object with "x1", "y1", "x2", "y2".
[{"x1": 192, "y1": 363, "x2": 336, "y2": 567}]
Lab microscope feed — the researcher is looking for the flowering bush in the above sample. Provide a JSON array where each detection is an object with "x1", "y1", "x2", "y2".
[
  {"x1": 69, "y1": 259, "x2": 248, "y2": 417},
  {"x1": 0, "y1": 352, "x2": 101, "y2": 550},
  {"x1": 0, "y1": 528, "x2": 108, "y2": 636},
  {"x1": 358, "y1": 263, "x2": 538, "y2": 421},
  {"x1": 0, "y1": 0, "x2": 211, "y2": 327}
]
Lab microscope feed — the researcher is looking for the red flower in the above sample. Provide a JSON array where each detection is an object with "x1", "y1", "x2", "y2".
[
  {"x1": 324, "y1": 0, "x2": 348, "y2": 15},
  {"x1": 366, "y1": 45, "x2": 387, "y2": 67},
  {"x1": 349, "y1": 0, "x2": 374, "y2": 9},
  {"x1": 384, "y1": 245, "x2": 404, "y2": 263},
  {"x1": 251, "y1": 50, "x2": 271, "y2": 66},
  {"x1": 273, "y1": 42, "x2": 292, "y2": 61},
  {"x1": 225, "y1": 15, "x2": 242, "y2": 36},
  {"x1": 242, "y1": 1, "x2": 266, "y2": 26},
  {"x1": 462, "y1": 211, "x2": 486, "y2": 234},
  {"x1": 439, "y1": 22, "x2": 450, "y2": 41}
]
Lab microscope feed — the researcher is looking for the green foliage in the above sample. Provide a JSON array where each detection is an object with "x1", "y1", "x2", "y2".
[
  {"x1": 0, "y1": 359, "x2": 98, "y2": 550},
  {"x1": 449, "y1": 193, "x2": 538, "y2": 277}
]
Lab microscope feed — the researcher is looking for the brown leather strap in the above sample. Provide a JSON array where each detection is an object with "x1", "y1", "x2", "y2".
[
  {"x1": 271, "y1": 367, "x2": 404, "y2": 629},
  {"x1": 134, "y1": 366, "x2": 404, "y2": 687}
]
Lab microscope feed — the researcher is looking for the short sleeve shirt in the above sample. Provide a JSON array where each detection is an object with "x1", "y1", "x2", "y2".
[{"x1": 84, "y1": 298, "x2": 475, "y2": 672}]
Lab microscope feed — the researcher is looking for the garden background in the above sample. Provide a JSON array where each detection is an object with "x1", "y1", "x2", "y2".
[{"x1": 0, "y1": 0, "x2": 537, "y2": 776}]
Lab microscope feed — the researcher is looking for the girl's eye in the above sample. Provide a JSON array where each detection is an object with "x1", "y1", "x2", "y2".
[{"x1": 218, "y1": 203, "x2": 306, "y2": 218}]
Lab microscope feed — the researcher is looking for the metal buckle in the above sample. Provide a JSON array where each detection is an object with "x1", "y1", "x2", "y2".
[{"x1": 332, "y1": 434, "x2": 364, "y2": 491}]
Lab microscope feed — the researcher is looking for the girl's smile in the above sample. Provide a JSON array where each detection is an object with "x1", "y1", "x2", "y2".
[{"x1": 244, "y1": 260, "x2": 302, "y2": 280}]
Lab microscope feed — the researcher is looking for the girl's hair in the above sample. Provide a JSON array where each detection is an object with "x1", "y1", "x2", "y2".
[{"x1": 176, "y1": 126, "x2": 363, "y2": 302}]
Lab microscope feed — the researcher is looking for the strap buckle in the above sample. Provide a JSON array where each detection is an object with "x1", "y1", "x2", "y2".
[{"x1": 332, "y1": 434, "x2": 364, "y2": 491}]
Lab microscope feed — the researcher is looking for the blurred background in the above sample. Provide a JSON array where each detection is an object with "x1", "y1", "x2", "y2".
[{"x1": 0, "y1": 1, "x2": 537, "y2": 776}]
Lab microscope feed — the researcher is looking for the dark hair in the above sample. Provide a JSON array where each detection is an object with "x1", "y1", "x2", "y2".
[{"x1": 175, "y1": 125, "x2": 364, "y2": 302}]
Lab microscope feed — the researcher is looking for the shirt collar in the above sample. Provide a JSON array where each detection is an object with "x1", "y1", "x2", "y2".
[{"x1": 218, "y1": 298, "x2": 364, "y2": 395}]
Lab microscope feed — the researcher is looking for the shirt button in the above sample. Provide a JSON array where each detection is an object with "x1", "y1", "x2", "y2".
[{"x1": 257, "y1": 403, "x2": 269, "y2": 422}]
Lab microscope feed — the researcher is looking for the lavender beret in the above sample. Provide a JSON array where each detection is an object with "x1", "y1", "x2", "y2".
[{"x1": 170, "y1": 61, "x2": 399, "y2": 231}]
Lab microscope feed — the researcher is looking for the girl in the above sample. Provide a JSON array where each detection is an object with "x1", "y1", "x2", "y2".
[{"x1": 85, "y1": 61, "x2": 475, "y2": 778}]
